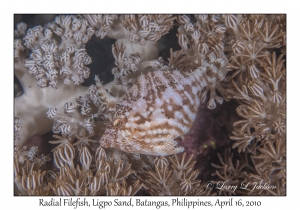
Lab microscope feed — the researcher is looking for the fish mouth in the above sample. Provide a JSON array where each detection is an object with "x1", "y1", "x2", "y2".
[{"x1": 99, "y1": 127, "x2": 117, "y2": 148}]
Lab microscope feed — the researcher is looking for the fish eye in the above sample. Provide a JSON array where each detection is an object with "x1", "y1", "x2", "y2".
[{"x1": 113, "y1": 118, "x2": 124, "y2": 128}]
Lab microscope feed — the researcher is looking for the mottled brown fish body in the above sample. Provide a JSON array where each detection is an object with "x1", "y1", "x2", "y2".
[{"x1": 100, "y1": 51, "x2": 228, "y2": 156}]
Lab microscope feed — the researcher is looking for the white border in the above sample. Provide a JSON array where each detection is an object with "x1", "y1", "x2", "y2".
[{"x1": 2, "y1": 0, "x2": 297, "y2": 209}]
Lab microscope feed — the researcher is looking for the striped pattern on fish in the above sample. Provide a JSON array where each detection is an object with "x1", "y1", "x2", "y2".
[{"x1": 100, "y1": 50, "x2": 228, "y2": 156}]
